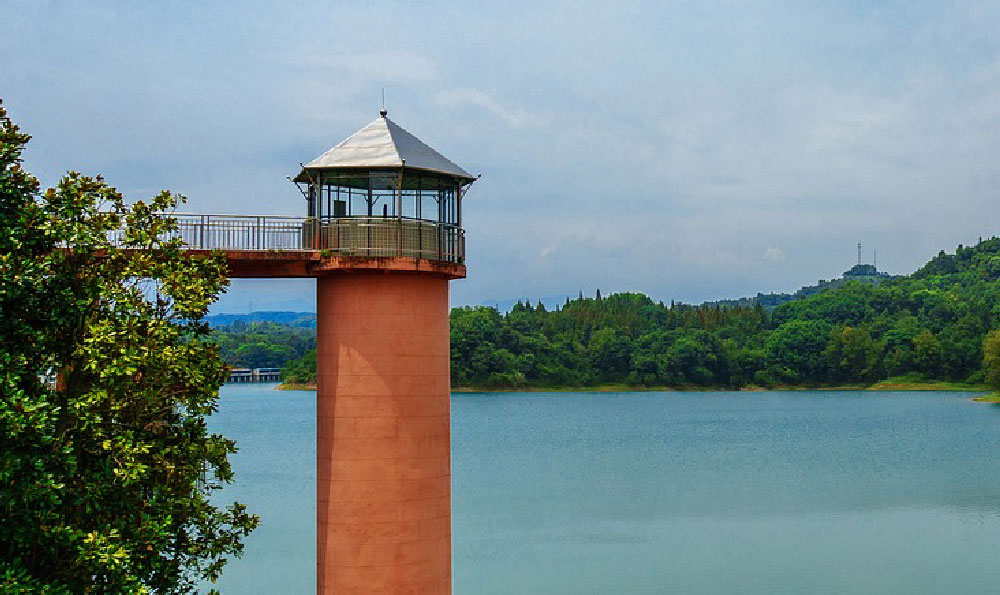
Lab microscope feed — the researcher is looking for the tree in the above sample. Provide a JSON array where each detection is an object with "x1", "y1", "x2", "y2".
[
  {"x1": 587, "y1": 328, "x2": 631, "y2": 381},
  {"x1": 983, "y1": 330, "x2": 1000, "y2": 389},
  {"x1": 764, "y1": 320, "x2": 832, "y2": 382},
  {"x1": 0, "y1": 102, "x2": 257, "y2": 591},
  {"x1": 912, "y1": 329, "x2": 943, "y2": 378},
  {"x1": 666, "y1": 331, "x2": 721, "y2": 384},
  {"x1": 631, "y1": 331, "x2": 673, "y2": 385},
  {"x1": 282, "y1": 349, "x2": 317, "y2": 384},
  {"x1": 823, "y1": 326, "x2": 882, "y2": 383},
  {"x1": 234, "y1": 341, "x2": 295, "y2": 368}
]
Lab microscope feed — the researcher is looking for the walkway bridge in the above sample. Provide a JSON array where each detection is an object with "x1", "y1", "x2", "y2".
[{"x1": 153, "y1": 213, "x2": 466, "y2": 279}]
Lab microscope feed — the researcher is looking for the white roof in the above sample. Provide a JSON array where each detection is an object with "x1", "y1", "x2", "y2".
[{"x1": 300, "y1": 112, "x2": 473, "y2": 180}]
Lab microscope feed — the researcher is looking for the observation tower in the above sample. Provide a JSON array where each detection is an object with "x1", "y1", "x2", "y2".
[{"x1": 166, "y1": 110, "x2": 475, "y2": 593}]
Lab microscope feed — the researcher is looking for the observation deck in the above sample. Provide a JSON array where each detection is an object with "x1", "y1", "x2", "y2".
[
  {"x1": 163, "y1": 212, "x2": 466, "y2": 279},
  {"x1": 166, "y1": 109, "x2": 476, "y2": 281}
]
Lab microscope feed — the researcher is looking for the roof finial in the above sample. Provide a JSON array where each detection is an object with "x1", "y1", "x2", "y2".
[{"x1": 380, "y1": 88, "x2": 387, "y2": 117}]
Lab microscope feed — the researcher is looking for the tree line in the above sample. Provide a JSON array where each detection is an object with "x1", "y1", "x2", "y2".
[
  {"x1": 450, "y1": 239, "x2": 1000, "y2": 389},
  {"x1": 210, "y1": 321, "x2": 315, "y2": 370}
]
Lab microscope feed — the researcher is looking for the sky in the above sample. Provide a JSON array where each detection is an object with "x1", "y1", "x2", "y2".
[{"x1": 4, "y1": 1, "x2": 1000, "y2": 312}]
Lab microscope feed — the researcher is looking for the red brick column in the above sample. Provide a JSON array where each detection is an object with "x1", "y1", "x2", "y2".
[{"x1": 316, "y1": 272, "x2": 451, "y2": 594}]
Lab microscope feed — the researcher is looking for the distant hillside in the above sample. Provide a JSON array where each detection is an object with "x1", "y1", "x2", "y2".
[
  {"x1": 440, "y1": 236, "x2": 1000, "y2": 389},
  {"x1": 205, "y1": 311, "x2": 316, "y2": 328},
  {"x1": 705, "y1": 263, "x2": 901, "y2": 311}
]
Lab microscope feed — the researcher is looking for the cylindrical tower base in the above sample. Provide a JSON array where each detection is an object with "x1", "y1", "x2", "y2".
[{"x1": 316, "y1": 272, "x2": 451, "y2": 594}]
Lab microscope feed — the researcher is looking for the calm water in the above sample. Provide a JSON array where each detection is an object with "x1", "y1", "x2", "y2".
[{"x1": 209, "y1": 386, "x2": 1000, "y2": 594}]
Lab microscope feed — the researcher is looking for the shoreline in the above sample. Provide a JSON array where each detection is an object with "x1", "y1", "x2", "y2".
[
  {"x1": 276, "y1": 382, "x2": 317, "y2": 391},
  {"x1": 275, "y1": 380, "x2": 993, "y2": 396}
]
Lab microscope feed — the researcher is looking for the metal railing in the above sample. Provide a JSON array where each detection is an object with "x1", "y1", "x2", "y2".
[{"x1": 157, "y1": 213, "x2": 464, "y2": 264}]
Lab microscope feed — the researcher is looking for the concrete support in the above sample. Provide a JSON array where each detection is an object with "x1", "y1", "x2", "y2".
[{"x1": 316, "y1": 272, "x2": 451, "y2": 594}]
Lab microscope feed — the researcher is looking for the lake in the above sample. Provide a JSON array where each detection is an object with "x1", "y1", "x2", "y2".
[{"x1": 209, "y1": 386, "x2": 1000, "y2": 594}]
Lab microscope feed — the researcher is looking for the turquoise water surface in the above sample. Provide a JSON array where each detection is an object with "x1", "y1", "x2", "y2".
[{"x1": 209, "y1": 386, "x2": 1000, "y2": 594}]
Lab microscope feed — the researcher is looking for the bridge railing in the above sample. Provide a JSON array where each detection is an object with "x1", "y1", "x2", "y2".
[
  {"x1": 149, "y1": 213, "x2": 464, "y2": 264},
  {"x1": 172, "y1": 214, "x2": 307, "y2": 251}
]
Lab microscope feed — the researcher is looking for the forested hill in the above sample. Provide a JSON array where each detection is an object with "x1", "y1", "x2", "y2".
[
  {"x1": 205, "y1": 311, "x2": 316, "y2": 328},
  {"x1": 447, "y1": 238, "x2": 1000, "y2": 389},
  {"x1": 704, "y1": 263, "x2": 901, "y2": 311}
]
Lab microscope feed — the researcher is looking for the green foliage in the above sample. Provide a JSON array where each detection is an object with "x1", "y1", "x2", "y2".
[
  {"x1": 823, "y1": 326, "x2": 883, "y2": 383},
  {"x1": 210, "y1": 321, "x2": 314, "y2": 369},
  {"x1": 983, "y1": 330, "x2": 1000, "y2": 389},
  {"x1": 447, "y1": 238, "x2": 1000, "y2": 390},
  {"x1": 587, "y1": 328, "x2": 632, "y2": 381},
  {"x1": 0, "y1": 101, "x2": 257, "y2": 592},
  {"x1": 764, "y1": 320, "x2": 832, "y2": 383},
  {"x1": 450, "y1": 297, "x2": 756, "y2": 388},
  {"x1": 281, "y1": 349, "x2": 316, "y2": 384}
]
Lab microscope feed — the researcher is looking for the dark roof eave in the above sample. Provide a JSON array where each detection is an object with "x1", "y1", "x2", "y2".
[{"x1": 293, "y1": 165, "x2": 476, "y2": 184}]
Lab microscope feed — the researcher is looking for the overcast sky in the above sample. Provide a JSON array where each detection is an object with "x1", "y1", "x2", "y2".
[{"x1": 4, "y1": 1, "x2": 1000, "y2": 312}]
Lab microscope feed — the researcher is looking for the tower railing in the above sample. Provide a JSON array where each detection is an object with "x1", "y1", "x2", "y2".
[{"x1": 124, "y1": 213, "x2": 465, "y2": 264}]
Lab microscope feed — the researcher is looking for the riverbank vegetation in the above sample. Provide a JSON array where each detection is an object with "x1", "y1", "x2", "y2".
[{"x1": 447, "y1": 239, "x2": 1000, "y2": 392}]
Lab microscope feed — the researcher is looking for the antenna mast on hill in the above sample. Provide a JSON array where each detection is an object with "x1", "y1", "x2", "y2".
[{"x1": 858, "y1": 242, "x2": 862, "y2": 265}]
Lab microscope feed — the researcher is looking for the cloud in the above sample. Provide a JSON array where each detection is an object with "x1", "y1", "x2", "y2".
[
  {"x1": 296, "y1": 51, "x2": 440, "y2": 85},
  {"x1": 5, "y1": 1, "x2": 1000, "y2": 310},
  {"x1": 433, "y1": 88, "x2": 543, "y2": 129},
  {"x1": 763, "y1": 247, "x2": 787, "y2": 262}
]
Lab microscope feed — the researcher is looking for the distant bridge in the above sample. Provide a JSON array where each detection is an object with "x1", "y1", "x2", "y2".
[{"x1": 227, "y1": 367, "x2": 282, "y2": 383}]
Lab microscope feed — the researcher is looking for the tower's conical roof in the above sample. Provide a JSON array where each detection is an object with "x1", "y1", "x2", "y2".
[{"x1": 297, "y1": 112, "x2": 473, "y2": 181}]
